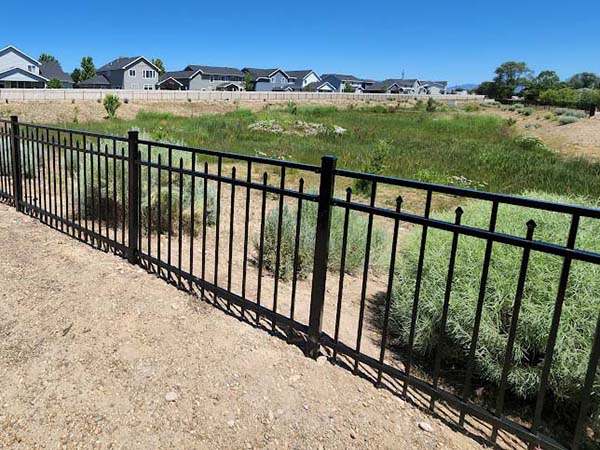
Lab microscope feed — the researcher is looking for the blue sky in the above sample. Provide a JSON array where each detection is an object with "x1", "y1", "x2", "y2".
[{"x1": 2, "y1": 1, "x2": 599, "y2": 85}]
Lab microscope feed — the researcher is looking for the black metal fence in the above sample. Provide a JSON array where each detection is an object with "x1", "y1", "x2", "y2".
[{"x1": 1, "y1": 115, "x2": 600, "y2": 450}]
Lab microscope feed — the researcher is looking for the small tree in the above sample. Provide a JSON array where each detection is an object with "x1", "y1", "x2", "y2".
[
  {"x1": 343, "y1": 82, "x2": 355, "y2": 93},
  {"x1": 71, "y1": 68, "x2": 82, "y2": 84},
  {"x1": 244, "y1": 71, "x2": 254, "y2": 91},
  {"x1": 80, "y1": 56, "x2": 96, "y2": 81},
  {"x1": 39, "y1": 53, "x2": 57, "y2": 62},
  {"x1": 426, "y1": 97, "x2": 437, "y2": 112},
  {"x1": 103, "y1": 94, "x2": 121, "y2": 119},
  {"x1": 151, "y1": 58, "x2": 166, "y2": 76},
  {"x1": 47, "y1": 78, "x2": 63, "y2": 89}
]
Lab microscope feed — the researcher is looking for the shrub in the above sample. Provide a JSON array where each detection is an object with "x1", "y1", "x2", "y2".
[
  {"x1": 389, "y1": 191, "x2": 600, "y2": 429},
  {"x1": 543, "y1": 112, "x2": 555, "y2": 120},
  {"x1": 563, "y1": 110, "x2": 588, "y2": 119},
  {"x1": 286, "y1": 101, "x2": 298, "y2": 115},
  {"x1": 521, "y1": 107, "x2": 534, "y2": 116},
  {"x1": 103, "y1": 94, "x2": 121, "y2": 119},
  {"x1": 513, "y1": 136, "x2": 548, "y2": 152},
  {"x1": 256, "y1": 200, "x2": 389, "y2": 280},
  {"x1": 463, "y1": 104, "x2": 480, "y2": 112},
  {"x1": 426, "y1": 97, "x2": 438, "y2": 112},
  {"x1": 47, "y1": 78, "x2": 63, "y2": 89},
  {"x1": 354, "y1": 139, "x2": 392, "y2": 195},
  {"x1": 559, "y1": 115, "x2": 579, "y2": 125}
]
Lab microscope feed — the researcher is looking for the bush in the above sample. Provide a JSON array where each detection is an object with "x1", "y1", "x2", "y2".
[
  {"x1": 389, "y1": 191, "x2": 600, "y2": 429},
  {"x1": 47, "y1": 78, "x2": 63, "y2": 89},
  {"x1": 103, "y1": 94, "x2": 121, "y2": 119},
  {"x1": 426, "y1": 97, "x2": 438, "y2": 112},
  {"x1": 559, "y1": 115, "x2": 579, "y2": 125},
  {"x1": 513, "y1": 136, "x2": 548, "y2": 152},
  {"x1": 256, "y1": 200, "x2": 389, "y2": 280},
  {"x1": 354, "y1": 139, "x2": 392, "y2": 195}
]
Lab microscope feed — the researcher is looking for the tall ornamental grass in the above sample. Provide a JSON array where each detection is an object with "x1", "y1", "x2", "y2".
[
  {"x1": 256, "y1": 200, "x2": 389, "y2": 280},
  {"x1": 389, "y1": 191, "x2": 600, "y2": 430}
]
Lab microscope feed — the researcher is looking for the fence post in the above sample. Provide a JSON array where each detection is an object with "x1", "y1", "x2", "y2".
[
  {"x1": 127, "y1": 130, "x2": 140, "y2": 264},
  {"x1": 306, "y1": 155, "x2": 337, "y2": 359},
  {"x1": 9, "y1": 116, "x2": 23, "y2": 212}
]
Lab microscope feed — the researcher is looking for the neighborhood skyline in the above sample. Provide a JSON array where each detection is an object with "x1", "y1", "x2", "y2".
[{"x1": 2, "y1": 0, "x2": 599, "y2": 85}]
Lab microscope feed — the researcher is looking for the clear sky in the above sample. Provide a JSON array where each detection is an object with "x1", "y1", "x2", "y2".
[{"x1": 2, "y1": 1, "x2": 599, "y2": 85}]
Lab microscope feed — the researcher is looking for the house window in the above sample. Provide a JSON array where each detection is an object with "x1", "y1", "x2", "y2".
[
  {"x1": 28, "y1": 65, "x2": 36, "y2": 73},
  {"x1": 271, "y1": 77, "x2": 276, "y2": 83},
  {"x1": 129, "y1": 70, "x2": 136, "y2": 77},
  {"x1": 143, "y1": 84, "x2": 153, "y2": 90},
  {"x1": 143, "y1": 70, "x2": 156, "y2": 79}
]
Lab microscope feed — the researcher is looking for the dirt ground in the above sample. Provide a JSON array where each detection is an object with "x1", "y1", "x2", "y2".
[
  {"x1": 0, "y1": 203, "x2": 487, "y2": 449},
  {"x1": 483, "y1": 107, "x2": 600, "y2": 161}
]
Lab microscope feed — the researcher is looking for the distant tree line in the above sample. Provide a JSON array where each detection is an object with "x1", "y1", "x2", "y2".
[{"x1": 475, "y1": 61, "x2": 600, "y2": 108}]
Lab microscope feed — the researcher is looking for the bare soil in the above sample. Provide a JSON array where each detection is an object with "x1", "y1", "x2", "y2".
[
  {"x1": 0, "y1": 203, "x2": 486, "y2": 449},
  {"x1": 483, "y1": 108, "x2": 600, "y2": 161}
]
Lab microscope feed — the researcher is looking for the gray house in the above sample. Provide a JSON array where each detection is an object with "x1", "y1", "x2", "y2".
[
  {"x1": 157, "y1": 65, "x2": 245, "y2": 91},
  {"x1": 285, "y1": 70, "x2": 322, "y2": 90},
  {"x1": 320, "y1": 74, "x2": 375, "y2": 92},
  {"x1": 0, "y1": 45, "x2": 48, "y2": 88},
  {"x1": 80, "y1": 56, "x2": 160, "y2": 89},
  {"x1": 365, "y1": 79, "x2": 422, "y2": 94},
  {"x1": 40, "y1": 60, "x2": 73, "y2": 88},
  {"x1": 242, "y1": 68, "x2": 295, "y2": 91}
]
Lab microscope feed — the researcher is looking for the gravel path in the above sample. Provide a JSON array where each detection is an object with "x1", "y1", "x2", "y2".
[{"x1": 0, "y1": 203, "x2": 484, "y2": 449}]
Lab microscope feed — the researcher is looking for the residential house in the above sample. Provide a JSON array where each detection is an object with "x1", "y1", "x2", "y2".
[
  {"x1": 420, "y1": 81, "x2": 448, "y2": 95},
  {"x1": 320, "y1": 74, "x2": 375, "y2": 92},
  {"x1": 40, "y1": 60, "x2": 73, "y2": 88},
  {"x1": 285, "y1": 70, "x2": 321, "y2": 90},
  {"x1": 365, "y1": 79, "x2": 422, "y2": 94},
  {"x1": 157, "y1": 65, "x2": 245, "y2": 91},
  {"x1": 0, "y1": 45, "x2": 48, "y2": 88},
  {"x1": 242, "y1": 68, "x2": 295, "y2": 91},
  {"x1": 79, "y1": 56, "x2": 159, "y2": 89}
]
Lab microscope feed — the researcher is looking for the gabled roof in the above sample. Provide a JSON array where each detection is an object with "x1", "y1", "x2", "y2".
[
  {"x1": 97, "y1": 56, "x2": 159, "y2": 72},
  {"x1": 157, "y1": 75, "x2": 184, "y2": 86},
  {"x1": 286, "y1": 70, "x2": 317, "y2": 80},
  {"x1": 421, "y1": 80, "x2": 448, "y2": 87},
  {"x1": 184, "y1": 65, "x2": 244, "y2": 77},
  {"x1": 78, "y1": 74, "x2": 111, "y2": 86},
  {"x1": 0, "y1": 67, "x2": 48, "y2": 82},
  {"x1": 40, "y1": 60, "x2": 71, "y2": 83},
  {"x1": 321, "y1": 73, "x2": 374, "y2": 84},
  {"x1": 366, "y1": 79, "x2": 421, "y2": 92},
  {"x1": 305, "y1": 81, "x2": 335, "y2": 92},
  {"x1": 159, "y1": 70, "x2": 195, "y2": 82},
  {"x1": 242, "y1": 68, "x2": 289, "y2": 80},
  {"x1": 0, "y1": 45, "x2": 40, "y2": 67}
]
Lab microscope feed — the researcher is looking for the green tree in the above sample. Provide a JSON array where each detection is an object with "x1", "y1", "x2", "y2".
[
  {"x1": 47, "y1": 78, "x2": 63, "y2": 89},
  {"x1": 71, "y1": 68, "x2": 82, "y2": 84},
  {"x1": 523, "y1": 70, "x2": 562, "y2": 102},
  {"x1": 474, "y1": 81, "x2": 499, "y2": 98},
  {"x1": 244, "y1": 71, "x2": 254, "y2": 91},
  {"x1": 493, "y1": 61, "x2": 532, "y2": 99},
  {"x1": 80, "y1": 57, "x2": 96, "y2": 81},
  {"x1": 567, "y1": 72, "x2": 600, "y2": 89},
  {"x1": 39, "y1": 53, "x2": 57, "y2": 62},
  {"x1": 343, "y1": 82, "x2": 355, "y2": 93},
  {"x1": 151, "y1": 58, "x2": 166, "y2": 76}
]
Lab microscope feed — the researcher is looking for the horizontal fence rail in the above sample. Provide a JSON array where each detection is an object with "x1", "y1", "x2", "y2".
[{"x1": 1, "y1": 115, "x2": 599, "y2": 450}]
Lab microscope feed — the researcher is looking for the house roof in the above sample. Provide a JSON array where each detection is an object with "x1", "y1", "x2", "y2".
[
  {"x1": 421, "y1": 80, "x2": 448, "y2": 87},
  {"x1": 286, "y1": 70, "x2": 315, "y2": 79},
  {"x1": 0, "y1": 67, "x2": 48, "y2": 83},
  {"x1": 40, "y1": 60, "x2": 71, "y2": 83},
  {"x1": 321, "y1": 74, "x2": 374, "y2": 83},
  {"x1": 97, "y1": 56, "x2": 159, "y2": 72},
  {"x1": 78, "y1": 74, "x2": 111, "y2": 86},
  {"x1": 0, "y1": 45, "x2": 40, "y2": 67},
  {"x1": 242, "y1": 68, "x2": 288, "y2": 80},
  {"x1": 366, "y1": 79, "x2": 421, "y2": 92},
  {"x1": 305, "y1": 81, "x2": 335, "y2": 91},
  {"x1": 184, "y1": 65, "x2": 244, "y2": 77},
  {"x1": 159, "y1": 70, "x2": 195, "y2": 82}
]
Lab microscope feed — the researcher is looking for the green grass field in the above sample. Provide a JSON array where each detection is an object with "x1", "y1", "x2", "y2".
[{"x1": 54, "y1": 105, "x2": 600, "y2": 199}]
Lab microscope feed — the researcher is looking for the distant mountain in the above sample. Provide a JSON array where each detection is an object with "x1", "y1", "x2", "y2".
[{"x1": 449, "y1": 83, "x2": 479, "y2": 91}]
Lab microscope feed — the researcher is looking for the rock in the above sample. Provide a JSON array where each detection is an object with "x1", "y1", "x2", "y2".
[
  {"x1": 268, "y1": 410, "x2": 274, "y2": 421},
  {"x1": 350, "y1": 431, "x2": 357, "y2": 439},
  {"x1": 227, "y1": 420, "x2": 235, "y2": 428},
  {"x1": 165, "y1": 391, "x2": 178, "y2": 402},
  {"x1": 418, "y1": 422, "x2": 433, "y2": 433}
]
